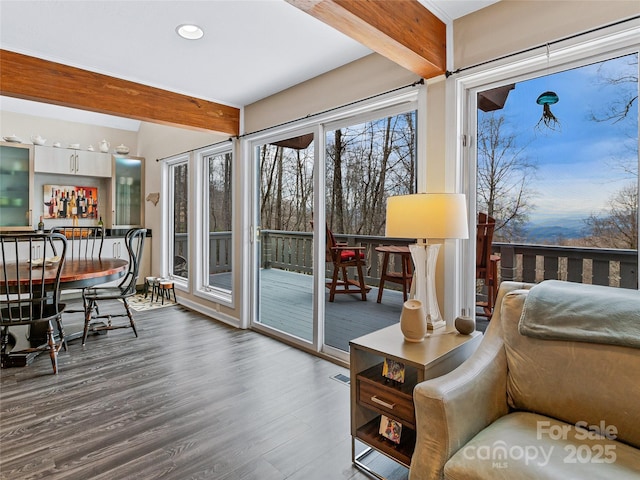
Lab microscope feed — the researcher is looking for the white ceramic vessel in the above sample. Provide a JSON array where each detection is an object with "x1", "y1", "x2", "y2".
[
  {"x1": 31, "y1": 134, "x2": 46, "y2": 145},
  {"x1": 400, "y1": 299, "x2": 427, "y2": 342}
]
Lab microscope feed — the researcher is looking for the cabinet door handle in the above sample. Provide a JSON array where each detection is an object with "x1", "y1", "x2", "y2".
[
  {"x1": 70, "y1": 154, "x2": 75, "y2": 173},
  {"x1": 371, "y1": 395, "x2": 395, "y2": 409}
]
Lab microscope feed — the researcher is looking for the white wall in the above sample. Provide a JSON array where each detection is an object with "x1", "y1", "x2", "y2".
[
  {"x1": 453, "y1": 0, "x2": 640, "y2": 69},
  {"x1": 244, "y1": 53, "x2": 417, "y2": 132}
]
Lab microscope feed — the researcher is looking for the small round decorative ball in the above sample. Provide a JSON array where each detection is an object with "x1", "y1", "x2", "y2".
[{"x1": 454, "y1": 315, "x2": 475, "y2": 335}]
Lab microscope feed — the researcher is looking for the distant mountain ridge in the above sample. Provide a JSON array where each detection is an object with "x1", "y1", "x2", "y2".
[{"x1": 523, "y1": 216, "x2": 586, "y2": 242}]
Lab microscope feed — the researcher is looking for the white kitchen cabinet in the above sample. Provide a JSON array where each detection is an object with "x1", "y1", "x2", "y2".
[
  {"x1": 0, "y1": 142, "x2": 34, "y2": 230},
  {"x1": 104, "y1": 237, "x2": 126, "y2": 260},
  {"x1": 34, "y1": 146, "x2": 111, "y2": 178}
]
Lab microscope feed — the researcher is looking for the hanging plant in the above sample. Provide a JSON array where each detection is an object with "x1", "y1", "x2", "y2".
[{"x1": 536, "y1": 90, "x2": 560, "y2": 131}]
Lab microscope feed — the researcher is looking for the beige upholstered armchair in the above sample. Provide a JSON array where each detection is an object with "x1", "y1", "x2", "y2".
[{"x1": 409, "y1": 280, "x2": 640, "y2": 480}]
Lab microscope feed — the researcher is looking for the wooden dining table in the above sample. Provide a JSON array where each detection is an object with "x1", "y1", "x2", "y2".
[
  {"x1": 1, "y1": 258, "x2": 128, "y2": 289},
  {"x1": 1, "y1": 258, "x2": 128, "y2": 367}
]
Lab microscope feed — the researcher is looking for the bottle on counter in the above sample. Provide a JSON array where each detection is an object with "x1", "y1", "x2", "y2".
[
  {"x1": 98, "y1": 216, "x2": 104, "y2": 227},
  {"x1": 37, "y1": 216, "x2": 44, "y2": 233}
]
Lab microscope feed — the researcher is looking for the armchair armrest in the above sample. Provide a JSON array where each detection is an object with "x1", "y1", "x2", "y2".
[
  {"x1": 409, "y1": 282, "x2": 532, "y2": 480},
  {"x1": 409, "y1": 333, "x2": 508, "y2": 480}
]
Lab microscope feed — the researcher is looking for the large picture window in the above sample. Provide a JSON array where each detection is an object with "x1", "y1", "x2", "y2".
[
  {"x1": 168, "y1": 159, "x2": 189, "y2": 280},
  {"x1": 202, "y1": 149, "x2": 233, "y2": 296},
  {"x1": 466, "y1": 40, "x2": 639, "y2": 316}
]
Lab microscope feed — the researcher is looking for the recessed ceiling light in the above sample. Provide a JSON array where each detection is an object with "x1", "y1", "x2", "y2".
[{"x1": 176, "y1": 24, "x2": 204, "y2": 40}]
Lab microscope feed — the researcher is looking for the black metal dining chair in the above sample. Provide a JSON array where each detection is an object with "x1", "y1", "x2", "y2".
[
  {"x1": 0, "y1": 232, "x2": 68, "y2": 374},
  {"x1": 50, "y1": 226, "x2": 104, "y2": 316},
  {"x1": 81, "y1": 228, "x2": 146, "y2": 345}
]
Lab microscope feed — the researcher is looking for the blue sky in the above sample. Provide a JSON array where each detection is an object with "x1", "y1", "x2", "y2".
[{"x1": 482, "y1": 53, "x2": 638, "y2": 224}]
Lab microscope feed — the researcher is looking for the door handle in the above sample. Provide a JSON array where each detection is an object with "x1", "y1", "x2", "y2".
[{"x1": 250, "y1": 226, "x2": 261, "y2": 243}]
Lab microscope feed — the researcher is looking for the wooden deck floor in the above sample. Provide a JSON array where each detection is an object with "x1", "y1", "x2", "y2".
[
  {"x1": 0, "y1": 302, "x2": 407, "y2": 480},
  {"x1": 258, "y1": 268, "x2": 405, "y2": 351},
  {"x1": 258, "y1": 268, "x2": 488, "y2": 350}
]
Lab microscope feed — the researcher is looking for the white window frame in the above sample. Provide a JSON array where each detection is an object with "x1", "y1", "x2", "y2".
[
  {"x1": 241, "y1": 86, "x2": 426, "y2": 362},
  {"x1": 451, "y1": 21, "x2": 640, "y2": 310},
  {"x1": 161, "y1": 153, "x2": 190, "y2": 291},
  {"x1": 194, "y1": 142, "x2": 235, "y2": 307}
]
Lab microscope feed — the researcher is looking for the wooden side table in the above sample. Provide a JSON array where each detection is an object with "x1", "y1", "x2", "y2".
[
  {"x1": 375, "y1": 245, "x2": 413, "y2": 303},
  {"x1": 350, "y1": 324, "x2": 482, "y2": 478}
]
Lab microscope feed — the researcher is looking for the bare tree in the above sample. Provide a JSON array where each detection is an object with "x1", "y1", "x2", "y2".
[
  {"x1": 208, "y1": 152, "x2": 232, "y2": 232},
  {"x1": 589, "y1": 54, "x2": 638, "y2": 124},
  {"x1": 583, "y1": 53, "x2": 638, "y2": 249},
  {"x1": 326, "y1": 113, "x2": 416, "y2": 236},
  {"x1": 330, "y1": 129, "x2": 345, "y2": 232},
  {"x1": 259, "y1": 111, "x2": 417, "y2": 237},
  {"x1": 476, "y1": 113, "x2": 537, "y2": 241},
  {"x1": 584, "y1": 182, "x2": 638, "y2": 249}
]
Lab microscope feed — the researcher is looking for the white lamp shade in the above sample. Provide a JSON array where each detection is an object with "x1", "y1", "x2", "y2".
[{"x1": 385, "y1": 193, "x2": 469, "y2": 240}]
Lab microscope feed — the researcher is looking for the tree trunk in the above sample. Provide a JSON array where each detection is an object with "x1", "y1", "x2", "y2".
[{"x1": 332, "y1": 129, "x2": 345, "y2": 232}]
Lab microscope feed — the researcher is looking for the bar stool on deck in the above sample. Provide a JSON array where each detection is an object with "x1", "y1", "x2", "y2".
[{"x1": 375, "y1": 245, "x2": 413, "y2": 303}]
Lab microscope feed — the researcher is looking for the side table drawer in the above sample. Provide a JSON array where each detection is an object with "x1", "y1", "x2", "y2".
[{"x1": 358, "y1": 377, "x2": 415, "y2": 427}]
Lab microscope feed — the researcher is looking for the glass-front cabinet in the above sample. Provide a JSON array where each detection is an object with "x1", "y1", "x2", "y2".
[
  {"x1": 111, "y1": 155, "x2": 144, "y2": 227},
  {"x1": 0, "y1": 142, "x2": 34, "y2": 231}
]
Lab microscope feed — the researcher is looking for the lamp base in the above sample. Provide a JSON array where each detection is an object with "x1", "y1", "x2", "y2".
[
  {"x1": 427, "y1": 319, "x2": 447, "y2": 331},
  {"x1": 409, "y1": 243, "x2": 444, "y2": 327}
]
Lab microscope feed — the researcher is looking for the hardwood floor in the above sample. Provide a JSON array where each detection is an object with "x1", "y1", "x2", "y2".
[{"x1": 1, "y1": 301, "x2": 408, "y2": 480}]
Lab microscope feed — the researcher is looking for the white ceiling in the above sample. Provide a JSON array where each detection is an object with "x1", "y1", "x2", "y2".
[{"x1": 0, "y1": 0, "x2": 498, "y2": 130}]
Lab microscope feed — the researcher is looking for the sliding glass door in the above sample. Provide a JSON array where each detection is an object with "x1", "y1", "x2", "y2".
[
  {"x1": 323, "y1": 111, "x2": 418, "y2": 352},
  {"x1": 254, "y1": 133, "x2": 316, "y2": 343},
  {"x1": 249, "y1": 92, "x2": 421, "y2": 360}
]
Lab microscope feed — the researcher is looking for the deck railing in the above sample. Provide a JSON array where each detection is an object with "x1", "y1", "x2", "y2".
[
  {"x1": 261, "y1": 229, "x2": 412, "y2": 287},
  {"x1": 175, "y1": 230, "x2": 639, "y2": 290},
  {"x1": 493, "y1": 242, "x2": 638, "y2": 289},
  {"x1": 174, "y1": 231, "x2": 232, "y2": 275},
  {"x1": 261, "y1": 230, "x2": 639, "y2": 290}
]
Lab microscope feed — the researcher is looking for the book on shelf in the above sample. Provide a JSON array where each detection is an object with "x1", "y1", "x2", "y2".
[
  {"x1": 379, "y1": 415, "x2": 402, "y2": 444},
  {"x1": 382, "y1": 358, "x2": 405, "y2": 383}
]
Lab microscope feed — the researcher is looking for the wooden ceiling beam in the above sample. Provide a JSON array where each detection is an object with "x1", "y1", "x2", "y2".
[
  {"x1": 286, "y1": 0, "x2": 446, "y2": 79},
  {"x1": 0, "y1": 49, "x2": 240, "y2": 135}
]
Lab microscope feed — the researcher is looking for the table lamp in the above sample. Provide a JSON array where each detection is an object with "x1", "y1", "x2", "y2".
[{"x1": 386, "y1": 193, "x2": 469, "y2": 330}]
